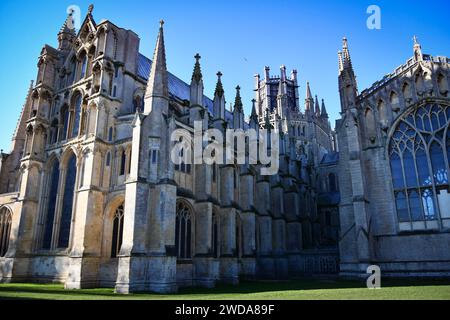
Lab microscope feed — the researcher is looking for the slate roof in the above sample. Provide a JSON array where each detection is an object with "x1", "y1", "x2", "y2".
[{"x1": 137, "y1": 53, "x2": 236, "y2": 124}]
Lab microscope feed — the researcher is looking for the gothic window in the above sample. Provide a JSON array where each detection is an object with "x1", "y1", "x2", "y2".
[
  {"x1": 50, "y1": 119, "x2": 59, "y2": 144},
  {"x1": 58, "y1": 153, "x2": 77, "y2": 248},
  {"x1": 61, "y1": 104, "x2": 70, "y2": 141},
  {"x1": 70, "y1": 94, "x2": 82, "y2": 138},
  {"x1": 0, "y1": 207, "x2": 12, "y2": 257},
  {"x1": 106, "y1": 151, "x2": 111, "y2": 167},
  {"x1": 415, "y1": 73, "x2": 425, "y2": 95},
  {"x1": 175, "y1": 201, "x2": 193, "y2": 260},
  {"x1": 390, "y1": 92, "x2": 399, "y2": 113},
  {"x1": 119, "y1": 150, "x2": 126, "y2": 176},
  {"x1": 111, "y1": 204, "x2": 124, "y2": 258},
  {"x1": 79, "y1": 52, "x2": 88, "y2": 80},
  {"x1": 151, "y1": 149, "x2": 158, "y2": 164},
  {"x1": 365, "y1": 108, "x2": 376, "y2": 141},
  {"x1": 69, "y1": 57, "x2": 77, "y2": 85},
  {"x1": 389, "y1": 103, "x2": 449, "y2": 227},
  {"x1": 42, "y1": 160, "x2": 60, "y2": 250},
  {"x1": 108, "y1": 127, "x2": 113, "y2": 142},
  {"x1": 403, "y1": 82, "x2": 412, "y2": 102}
]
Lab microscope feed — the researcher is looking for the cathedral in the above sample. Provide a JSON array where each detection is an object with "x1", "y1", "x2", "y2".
[{"x1": 0, "y1": 6, "x2": 448, "y2": 294}]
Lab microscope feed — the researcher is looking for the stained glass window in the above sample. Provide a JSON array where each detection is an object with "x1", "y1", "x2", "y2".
[
  {"x1": 111, "y1": 204, "x2": 124, "y2": 258},
  {"x1": 58, "y1": 153, "x2": 77, "y2": 248},
  {"x1": 43, "y1": 160, "x2": 60, "y2": 249},
  {"x1": 175, "y1": 201, "x2": 193, "y2": 260},
  {"x1": 0, "y1": 207, "x2": 12, "y2": 257},
  {"x1": 389, "y1": 103, "x2": 449, "y2": 225}
]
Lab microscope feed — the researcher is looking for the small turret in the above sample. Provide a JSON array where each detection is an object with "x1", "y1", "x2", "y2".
[
  {"x1": 213, "y1": 72, "x2": 225, "y2": 120},
  {"x1": 305, "y1": 82, "x2": 314, "y2": 112},
  {"x1": 314, "y1": 95, "x2": 321, "y2": 117},
  {"x1": 413, "y1": 35, "x2": 423, "y2": 62},
  {"x1": 321, "y1": 99, "x2": 329, "y2": 119},
  {"x1": 58, "y1": 10, "x2": 76, "y2": 51}
]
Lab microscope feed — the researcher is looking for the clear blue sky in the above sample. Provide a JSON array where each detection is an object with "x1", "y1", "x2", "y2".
[{"x1": 0, "y1": 0, "x2": 449, "y2": 152}]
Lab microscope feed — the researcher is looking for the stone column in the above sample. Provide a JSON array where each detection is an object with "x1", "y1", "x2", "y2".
[
  {"x1": 193, "y1": 163, "x2": 218, "y2": 288},
  {"x1": 218, "y1": 165, "x2": 238, "y2": 284},
  {"x1": 271, "y1": 182, "x2": 288, "y2": 279},
  {"x1": 1, "y1": 158, "x2": 43, "y2": 283},
  {"x1": 239, "y1": 167, "x2": 256, "y2": 279},
  {"x1": 65, "y1": 146, "x2": 105, "y2": 289},
  {"x1": 284, "y1": 188, "x2": 302, "y2": 276},
  {"x1": 255, "y1": 175, "x2": 274, "y2": 278}
]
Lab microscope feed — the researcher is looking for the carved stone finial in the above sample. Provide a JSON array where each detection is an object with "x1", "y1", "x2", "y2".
[
  {"x1": 88, "y1": 4, "x2": 94, "y2": 15},
  {"x1": 160, "y1": 19, "x2": 165, "y2": 28},
  {"x1": 195, "y1": 53, "x2": 201, "y2": 61}
]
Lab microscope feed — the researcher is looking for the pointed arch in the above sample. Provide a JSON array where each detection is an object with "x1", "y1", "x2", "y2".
[
  {"x1": 0, "y1": 206, "x2": 12, "y2": 257},
  {"x1": 111, "y1": 203, "x2": 125, "y2": 258},
  {"x1": 42, "y1": 157, "x2": 60, "y2": 250},
  {"x1": 58, "y1": 149, "x2": 77, "y2": 248},
  {"x1": 437, "y1": 73, "x2": 449, "y2": 97},
  {"x1": 365, "y1": 107, "x2": 376, "y2": 141},
  {"x1": 402, "y1": 82, "x2": 412, "y2": 101},
  {"x1": 388, "y1": 102, "x2": 449, "y2": 228},
  {"x1": 175, "y1": 199, "x2": 194, "y2": 260}
]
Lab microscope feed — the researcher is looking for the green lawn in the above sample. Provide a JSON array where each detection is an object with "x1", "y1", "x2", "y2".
[{"x1": 0, "y1": 279, "x2": 449, "y2": 300}]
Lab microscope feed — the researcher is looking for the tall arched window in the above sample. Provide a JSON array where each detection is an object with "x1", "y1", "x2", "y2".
[
  {"x1": 61, "y1": 104, "x2": 69, "y2": 141},
  {"x1": 365, "y1": 108, "x2": 376, "y2": 141},
  {"x1": 42, "y1": 160, "x2": 60, "y2": 250},
  {"x1": 79, "y1": 52, "x2": 88, "y2": 80},
  {"x1": 175, "y1": 201, "x2": 193, "y2": 260},
  {"x1": 389, "y1": 103, "x2": 449, "y2": 227},
  {"x1": 111, "y1": 204, "x2": 124, "y2": 258},
  {"x1": 58, "y1": 153, "x2": 77, "y2": 248},
  {"x1": 119, "y1": 150, "x2": 126, "y2": 176},
  {"x1": 71, "y1": 94, "x2": 82, "y2": 138},
  {"x1": 0, "y1": 207, "x2": 12, "y2": 257}
]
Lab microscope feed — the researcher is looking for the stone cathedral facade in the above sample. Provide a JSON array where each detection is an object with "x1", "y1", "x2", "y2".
[
  {"x1": 0, "y1": 7, "x2": 339, "y2": 293},
  {"x1": 0, "y1": 7, "x2": 448, "y2": 294},
  {"x1": 337, "y1": 37, "x2": 450, "y2": 278}
]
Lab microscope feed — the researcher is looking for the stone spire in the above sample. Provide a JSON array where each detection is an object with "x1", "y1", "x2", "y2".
[
  {"x1": 321, "y1": 99, "x2": 329, "y2": 118},
  {"x1": 315, "y1": 95, "x2": 321, "y2": 116},
  {"x1": 58, "y1": 10, "x2": 76, "y2": 51},
  {"x1": 11, "y1": 81, "x2": 34, "y2": 151},
  {"x1": 144, "y1": 20, "x2": 169, "y2": 114},
  {"x1": 59, "y1": 10, "x2": 76, "y2": 35},
  {"x1": 234, "y1": 85, "x2": 243, "y2": 113},
  {"x1": 341, "y1": 37, "x2": 353, "y2": 70},
  {"x1": 190, "y1": 53, "x2": 204, "y2": 107},
  {"x1": 250, "y1": 99, "x2": 258, "y2": 121},
  {"x1": 305, "y1": 82, "x2": 314, "y2": 112},
  {"x1": 413, "y1": 35, "x2": 423, "y2": 62},
  {"x1": 338, "y1": 37, "x2": 358, "y2": 112},
  {"x1": 191, "y1": 53, "x2": 203, "y2": 83},
  {"x1": 213, "y1": 72, "x2": 225, "y2": 120},
  {"x1": 214, "y1": 71, "x2": 224, "y2": 98}
]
